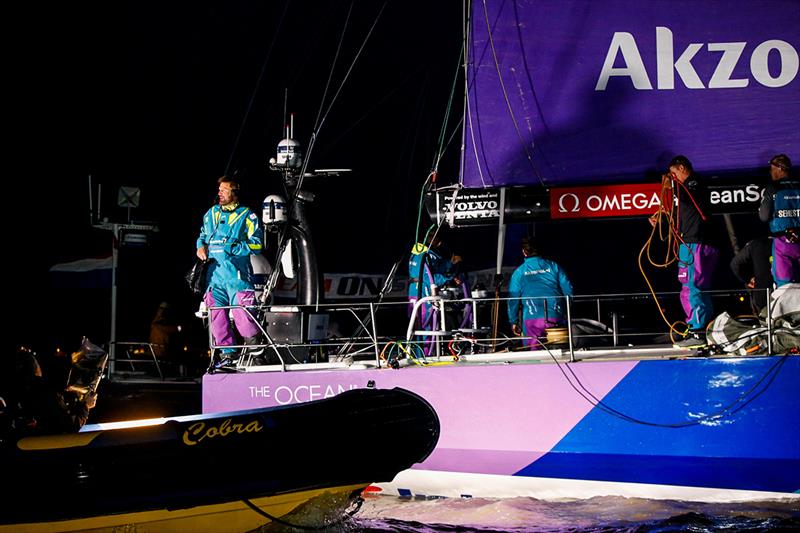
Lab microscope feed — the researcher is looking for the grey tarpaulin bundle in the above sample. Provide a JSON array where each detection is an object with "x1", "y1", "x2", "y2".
[{"x1": 707, "y1": 283, "x2": 799, "y2": 355}]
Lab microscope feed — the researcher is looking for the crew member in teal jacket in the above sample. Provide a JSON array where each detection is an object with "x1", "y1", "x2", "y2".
[
  {"x1": 508, "y1": 236, "x2": 573, "y2": 349},
  {"x1": 196, "y1": 176, "x2": 264, "y2": 362},
  {"x1": 408, "y1": 241, "x2": 455, "y2": 301},
  {"x1": 408, "y1": 230, "x2": 463, "y2": 355}
]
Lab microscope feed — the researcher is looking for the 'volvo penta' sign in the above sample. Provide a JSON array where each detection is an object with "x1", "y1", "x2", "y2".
[
  {"x1": 444, "y1": 189, "x2": 502, "y2": 221},
  {"x1": 426, "y1": 188, "x2": 503, "y2": 227},
  {"x1": 425, "y1": 188, "x2": 551, "y2": 227}
]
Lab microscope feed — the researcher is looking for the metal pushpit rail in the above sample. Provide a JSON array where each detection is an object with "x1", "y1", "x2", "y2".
[
  {"x1": 406, "y1": 294, "x2": 483, "y2": 359},
  {"x1": 112, "y1": 341, "x2": 164, "y2": 380}
]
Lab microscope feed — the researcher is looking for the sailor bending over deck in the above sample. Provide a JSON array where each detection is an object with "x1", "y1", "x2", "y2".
[
  {"x1": 507, "y1": 236, "x2": 573, "y2": 349},
  {"x1": 408, "y1": 230, "x2": 463, "y2": 354},
  {"x1": 196, "y1": 176, "x2": 265, "y2": 370},
  {"x1": 409, "y1": 231, "x2": 461, "y2": 313}
]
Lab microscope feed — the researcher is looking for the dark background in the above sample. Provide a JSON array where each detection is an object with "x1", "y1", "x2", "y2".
[{"x1": 9, "y1": 0, "x2": 767, "y2": 357}]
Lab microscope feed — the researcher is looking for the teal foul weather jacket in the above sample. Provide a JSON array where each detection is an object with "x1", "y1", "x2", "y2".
[
  {"x1": 196, "y1": 204, "x2": 264, "y2": 293},
  {"x1": 507, "y1": 256, "x2": 573, "y2": 325},
  {"x1": 408, "y1": 244, "x2": 454, "y2": 299}
]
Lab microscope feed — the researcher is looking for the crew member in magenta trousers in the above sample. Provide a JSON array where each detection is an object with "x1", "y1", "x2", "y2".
[
  {"x1": 656, "y1": 155, "x2": 720, "y2": 349},
  {"x1": 759, "y1": 154, "x2": 800, "y2": 287},
  {"x1": 196, "y1": 175, "x2": 264, "y2": 369},
  {"x1": 507, "y1": 236, "x2": 573, "y2": 349}
]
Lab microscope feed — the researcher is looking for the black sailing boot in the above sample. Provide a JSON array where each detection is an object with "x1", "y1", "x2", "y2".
[{"x1": 243, "y1": 335, "x2": 272, "y2": 366}]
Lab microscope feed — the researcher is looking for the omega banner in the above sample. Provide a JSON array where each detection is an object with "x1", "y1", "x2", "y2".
[{"x1": 551, "y1": 183, "x2": 665, "y2": 219}]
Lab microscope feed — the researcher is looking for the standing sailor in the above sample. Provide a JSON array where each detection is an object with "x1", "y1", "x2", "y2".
[
  {"x1": 759, "y1": 154, "x2": 800, "y2": 287},
  {"x1": 663, "y1": 156, "x2": 720, "y2": 348},
  {"x1": 196, "y1": 176, "x2": 264, "y2": 370},
  {"x1": 507, "y1": 236, "x2": 573, "y2": 349}
]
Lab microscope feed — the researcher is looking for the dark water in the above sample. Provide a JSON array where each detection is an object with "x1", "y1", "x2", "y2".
[{"x1": 341, "y1": 495, "x2": 800, "y2": 533}]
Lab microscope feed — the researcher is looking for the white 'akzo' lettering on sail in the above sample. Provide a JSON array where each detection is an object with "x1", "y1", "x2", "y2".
[{"x1": 596, "y1": 27, "x2": 799, "y2": 90}]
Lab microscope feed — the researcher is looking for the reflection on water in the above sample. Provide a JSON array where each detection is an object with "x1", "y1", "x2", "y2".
[{"x1": 347, "y1": 495, "x2": 800, "y2": 532}]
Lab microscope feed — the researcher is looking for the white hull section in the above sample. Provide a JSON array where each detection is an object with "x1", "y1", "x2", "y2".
[{"x1": 378, "y1": 469, "x2": 800, "y2": 504}]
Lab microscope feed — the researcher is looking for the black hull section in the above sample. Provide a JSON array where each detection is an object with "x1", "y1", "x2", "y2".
[{"x1": 1, "y1": 387, "x2": 439, "y2": 525}]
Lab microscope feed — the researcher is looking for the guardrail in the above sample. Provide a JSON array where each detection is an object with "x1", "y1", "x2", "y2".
[{"x1": 201, "y1": 286, "x2": 779, "y2": 371}]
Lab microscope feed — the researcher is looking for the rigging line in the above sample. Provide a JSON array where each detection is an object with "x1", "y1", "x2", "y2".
[
  {"x1": 297, "y1": 0, "x2": 388, "y2": 195},
  {"x1": 302, "y1": 1, "x2": 387, "y2": 310},
  {"x1": 459, "y1": 0, "x2": 471, "y2": 186},
  {"x1": 462, "y1": 1, "x2": 489, "y2": 189},
  {"x1": 379, "y1": 78, "x2": 434, "y2": 270},
  {"x1": 414, "y1": 171, "x2": 435, "y2": 246},
  {"x1": 267, "y1": 1, "x2": 387, "y2": 307},
  {"x1": 316, "y1": 75, "x2": 409, "y2": 155},
  {"x1": 414, "y1": 175, "x2": 433, "y2": 246},
  {"x1": 263, "y1": 0, "x2": 355, "y2": 298},
  {"x1": 404, "y1": 73, "x2": 432, "y2": 197},
  {"x1": 311, "y1": 0, "x2": 354, "y2": 135},
  {"x1": 312, "y1": 0, "x2": 388, "y2": 143},
  {"x1": 390, "y1": 79, "x2": 434, "y2": 278},
  {"x1": 464, "y1": 88, "x2": 488, "y2": 188},
  {"x1": 433, "y1": 115, "x2": 465, "y2": 172},
  {"x1": 357, "y1": 175, "x2": 435, "y2": 352},
  {"x1": 223, "y1": 0, "x2": 290, "y2": 177},
  {"x1": 727, "y1": 356, "x2": 789, "y2": 415},
  {"x1": 433, "y1": 44, "x2": 465, "y2": 172},
  {"x1": 264, "y1": 2, "x2": 354, "y2": 286},
  {"x1": 480, "y1": 0, "x2": 545, "y2": 188}
]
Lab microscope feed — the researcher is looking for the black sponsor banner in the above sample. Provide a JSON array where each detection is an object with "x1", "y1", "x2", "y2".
[
  {"x1": 425, "y1": 188, "x2": 502, "y2": 227},
  {"x1": 705, "y1": 179, "x2": 765, "y2": 215},
  {"x1": 424, "y1": 187, "x2": 549, "y2": 227},
  {"x1": 424, "y1": 178, "x2": 765, "y2": 227}
]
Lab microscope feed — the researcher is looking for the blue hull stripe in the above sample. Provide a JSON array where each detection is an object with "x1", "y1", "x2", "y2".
[
  {"x1": 517, "y1": 452, "x2": 800, "y2": 493},
  {"x1": 516, "y1": 356, "x2": 800, "y2": 493}
]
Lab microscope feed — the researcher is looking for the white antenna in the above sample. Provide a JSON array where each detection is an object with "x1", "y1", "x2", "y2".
[
  {"x1": 88, "y1": 175, "x2": 94, "y2": 225},
  {"x1": 283, "y1": 87, "x2": 288, "y2": 137},
  {"x1": 290, "y1": 113, "x2": 294, "y2": 139}
]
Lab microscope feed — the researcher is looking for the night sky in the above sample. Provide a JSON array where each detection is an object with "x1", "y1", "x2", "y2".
[
  {"x1": 12, "y1": 1, "x2": 467, "y2": 352},
  {"x1": 11, "y1": 1, "x2": 760, "y2": 355}
]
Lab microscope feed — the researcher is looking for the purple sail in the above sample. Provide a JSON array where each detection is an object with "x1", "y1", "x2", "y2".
[{"x1": 461, "y1": 0, "x2": 800, "y2": 187}]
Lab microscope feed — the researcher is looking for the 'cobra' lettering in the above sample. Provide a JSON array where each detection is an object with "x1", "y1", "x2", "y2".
[{"x1": 182, "y1": 418, "x2": 264, "y2": 446}]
